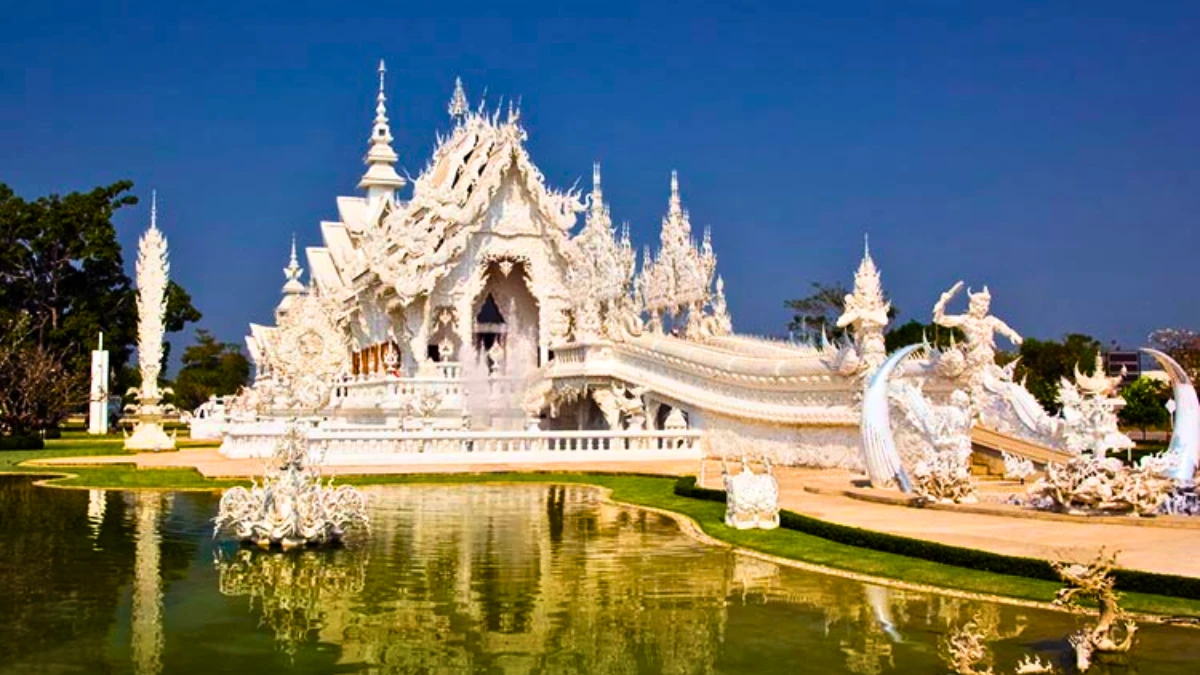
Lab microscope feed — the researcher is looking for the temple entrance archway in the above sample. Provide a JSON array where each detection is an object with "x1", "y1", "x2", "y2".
[{"x1": 471, "y1": 260, "x2": 541, "y2": 374}]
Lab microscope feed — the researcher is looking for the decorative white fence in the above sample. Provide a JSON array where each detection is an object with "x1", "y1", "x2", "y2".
[{"x1": 221, "y1": 426, "x2": 703, "y2": 465}]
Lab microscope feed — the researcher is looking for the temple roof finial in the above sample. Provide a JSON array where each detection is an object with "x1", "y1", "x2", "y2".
[
  {"x1": 669, "y1": 170, "x2": 682, "y2": 218},
  {"x1": 863, "y1": 232, "x2": 870, "y2": 259},
  {"x1": 149, "y1": 190, "x2": 158, "y2": 231},
  {"x1": 591, "y1": 162, "x2": 603, "y2": 209},
  {"x1": 448, "y1": 76, "x2": 468, "y2": 120},
  {"x1": 282, "y1": 233, "x2": 305, "y2": 295},
  {"x1": 358, "y1": 58, "x2": 406, "y2": 199}
]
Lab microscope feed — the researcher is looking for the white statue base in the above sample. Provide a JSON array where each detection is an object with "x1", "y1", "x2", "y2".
[{"x1": 125, "y1": 420, "x2": 176, "y2": 451}]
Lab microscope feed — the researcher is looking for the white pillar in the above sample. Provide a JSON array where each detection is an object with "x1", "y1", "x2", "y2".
[{"x1": 88, "y1": 332, "x2": 109, "y2": 435}]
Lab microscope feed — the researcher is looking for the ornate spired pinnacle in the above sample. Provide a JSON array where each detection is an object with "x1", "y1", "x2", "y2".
[
  {"x1": 590, "y1": 162, "x2": 604, "y2": 216},
  {"x1": 668, "y1": 170, "x2": 682, "y2": 220},
  {"x1": 358, "y1": 59, "x2": 406, "y2": 198},
  {"x1": 126, "y1": 191, "x2": 175, "y2": 450},
  {"x1": 135, "y1": 193, "x2": 169, "y2": 402},
  {"x1": 448, "y1": 76, "x2": 468, "y2": 120},
  {"x1": 836, "y1": 234, "x2": 892, "y2": 374},
  {"x1": 282, "y1": 234, "x2": 305, "y2": 295}
]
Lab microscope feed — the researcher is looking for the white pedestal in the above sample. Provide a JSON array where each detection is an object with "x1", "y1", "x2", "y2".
[{"x1": 125, "y1": 421, "x2": 176, "y2": 451}]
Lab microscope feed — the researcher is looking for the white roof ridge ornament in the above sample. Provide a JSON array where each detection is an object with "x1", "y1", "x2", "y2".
[
  {"x1": 282, "y1": 233, "x2": 305, "y2": 295},
  {"x1": 448, "y1": 76, "x2": 469, "y2": 121},
  {"x1": 358, "y1": 58, "x2": 407, "y2": 200}
]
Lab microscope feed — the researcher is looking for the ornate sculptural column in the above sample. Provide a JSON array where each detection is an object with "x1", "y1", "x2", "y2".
[{"x1": 125, "y1": 193, "x2": 176, "y2": 451}]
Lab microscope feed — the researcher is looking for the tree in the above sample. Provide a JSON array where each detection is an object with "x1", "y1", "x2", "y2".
[
  {"x1": 0, "y1": 319, "x2": 85, "y2": 437},
  {"x1": 1118, "y1": 376, "x2": 1170, "y2": 440},
  {"x1": 1148, "y1": 328, "x2": 1200, "y2": 383},
  {"x1": 1012, "y1": 333, "x2": 1101, "y2": 413},
  {"x1": 171, "y1": 329, "x2": 251, "y2": 411},
  {"x1": 0, "y1": 182, "x2": 201, "y2": 414},
  {"x1": 785, "y1": 282, "x2": 899, "y2": 339},
  {"x1": 884, "y1": 320, "x2": 965, "y2": 353}
]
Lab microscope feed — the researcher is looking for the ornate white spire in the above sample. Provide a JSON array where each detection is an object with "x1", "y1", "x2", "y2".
[
  {"x1": 668, "y1": 170, "x2": 683, "y2": 220},
  {"x1": 125, "y1": 190, "x2": 175, "y2": 450},
  {"x1": 590, "y1": 162, "x2": 604, "y2": 217},
  {"x1": 282, "y1": 234, "x2": 305, "y2": 295},
  {"x1": 448, "y1": 76, "x2": 468, "y2": 121},
  {"x1": 835, "y1": 234, "x2": 892, "y2": 374},
  {"x1": 358, "y1": 59, "x2": 406, "y2": 200}
]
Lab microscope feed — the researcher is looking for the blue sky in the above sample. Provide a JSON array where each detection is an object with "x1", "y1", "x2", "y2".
[{"x1": 2, "y1": 1, "x2": 1198, "y2": 362}]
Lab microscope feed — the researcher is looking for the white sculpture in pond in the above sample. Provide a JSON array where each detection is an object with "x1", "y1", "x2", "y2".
[
  {"x1": 125, "y1": 192, "x2": 176, "y2": 451},
  {"x1": 722, "y1": 457, "x2": 780, "y2": 530},
  {"x1": 859, "y1": 345, "x2": 916, "y2": 492},
  {"x1": 214, "y1": 422, "x2": 368, "y2": 549}
]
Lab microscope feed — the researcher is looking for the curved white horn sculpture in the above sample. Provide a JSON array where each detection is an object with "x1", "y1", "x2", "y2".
[
  {"x1": 860, "y1": 344, "x2": 919, "y2": 492},
  {"x1": 1142, "y1": 348, "x2": 1199, "y2": 483}
]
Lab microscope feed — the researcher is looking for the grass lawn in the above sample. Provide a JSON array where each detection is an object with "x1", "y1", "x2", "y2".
[{"x1": 4, "y1": 440, "x2": 1200, "y2": 619}]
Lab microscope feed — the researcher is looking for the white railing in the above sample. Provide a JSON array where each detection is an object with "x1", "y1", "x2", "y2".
[
  {"x1": 331, "y1": 374, "x2": 524, "y2": 411},
  {"x1": 221, "y1": 426, "x2": 703, "y2": 465}
]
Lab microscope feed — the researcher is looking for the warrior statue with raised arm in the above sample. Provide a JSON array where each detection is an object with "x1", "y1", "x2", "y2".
[{"x1": 933, "y1": 281, "x2": 1023, "y2": 390}]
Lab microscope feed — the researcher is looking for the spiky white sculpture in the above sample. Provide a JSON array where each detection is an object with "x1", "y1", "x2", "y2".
[
  {"x1": 892, "y1": 385, "x2": 977, "y2": 503},
  {"x1": 125, "y1": 193, "x2": 176, "y2": 451},
  {"x1": 1052, "y1": 550, "x2": 1137, "y2": 672},
  {"x1": 214, "y1": 422, "x2": 368, "y2": 549}
]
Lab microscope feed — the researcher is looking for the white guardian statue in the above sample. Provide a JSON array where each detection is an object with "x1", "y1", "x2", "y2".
[{"x1": 125, "y1": 193, "x2": 176, "y2": 451}]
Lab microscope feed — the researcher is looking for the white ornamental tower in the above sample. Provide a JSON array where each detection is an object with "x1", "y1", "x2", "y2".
[
  {"x1": 358, "y1": 59, "x2": 406, "y2": 203},
  {"x1": 125, "y1": 192, "x2": 176, "y2": 451}
]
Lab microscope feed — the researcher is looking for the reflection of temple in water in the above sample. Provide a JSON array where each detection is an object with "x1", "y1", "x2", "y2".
[{"x1": 213, "y1": 485, "x2": 1039, "y2": 675}]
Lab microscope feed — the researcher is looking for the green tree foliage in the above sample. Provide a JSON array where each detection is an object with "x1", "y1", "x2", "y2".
[
  {"x1": 884, "y1": 320, "x2": 965, "y2": 353},
  {"x1": 1118, "y1": 376, "x2": 1171, "y2": 440},
  {"x1": 0, "y1": 182, "x2": 202, "y2": 428},
  {"x1": 171, "y1": 329, "x2": 251, "y2": 411},
  {"x1": 785, "y1": 282, "x2": 899, "y2": 340},
  {"x1": 1012, "y1": 333, "x2": 1101, "y2": 413}
]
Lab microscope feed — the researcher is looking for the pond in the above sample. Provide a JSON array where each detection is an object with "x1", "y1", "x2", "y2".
[{"x1": 0, "y1": 474, "x2": 1196, "y2": 674}]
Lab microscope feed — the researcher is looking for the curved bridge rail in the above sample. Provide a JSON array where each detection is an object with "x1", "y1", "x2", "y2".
[{"x1": 548, "y1": 336, "x2": 860, "y2": 426}]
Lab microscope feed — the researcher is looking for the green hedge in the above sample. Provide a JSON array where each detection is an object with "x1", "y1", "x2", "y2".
[
  {"x1": 674, "y1": 476, "x2": 1200, "y2": 601},
  {"x1": 0, "y1": 436, "x2": 45, "y2": 451}
]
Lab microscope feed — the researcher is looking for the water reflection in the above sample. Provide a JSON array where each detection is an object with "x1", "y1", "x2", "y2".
[
  {"x1": 132, "y1": 492, "x2": 164, "y2": 675},
  {"x1": 1, "y1": 476, "x2": 1198, "y2": 674},
  {"x1": 215, "y1": 547, "x2": 368, "y2": 654}
]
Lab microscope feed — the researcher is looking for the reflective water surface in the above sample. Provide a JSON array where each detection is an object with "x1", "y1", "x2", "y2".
[{"x1": 0, "y1": 474, "x2": 1197, "y2": 674}]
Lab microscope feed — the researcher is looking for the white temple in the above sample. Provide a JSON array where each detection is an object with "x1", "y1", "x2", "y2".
[{"x1": 222, "y1": 63, "x2": 1103, "y2": 469}]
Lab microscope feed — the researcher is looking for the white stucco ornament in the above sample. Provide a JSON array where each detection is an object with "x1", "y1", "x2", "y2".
[{"x1": 722, "y1": 457, "x2": 780, "y2": 530}]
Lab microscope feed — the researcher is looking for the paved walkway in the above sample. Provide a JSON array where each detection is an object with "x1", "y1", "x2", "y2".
[{"x1": 31, "y1": 451, "x2": 1200, "y2": 578}]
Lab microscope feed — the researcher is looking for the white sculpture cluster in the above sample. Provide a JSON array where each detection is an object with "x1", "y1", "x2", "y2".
[
  {"x1": 893, "y1": 385, "x2": 977, "y2": 503},
  {"x1": 214, "y1": 422, "x2": 368, "y2": 549},
  {"x1": 125, "y1": 192, "x2": 176, "y2": 451},
  {"x1": 639, "y1": 172, "x2": 727, "y2": 340},
  {"x1": 721, "y1": 457, "x2": 780, "y2": 529},
  {"x1": 565, "y1": 164, "x2": 640, "y2": 343}
]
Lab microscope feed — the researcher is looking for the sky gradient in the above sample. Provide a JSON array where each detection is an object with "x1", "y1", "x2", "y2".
[{"x1": 3, "y1": 1, "x2": 1198, "y2": 363}]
